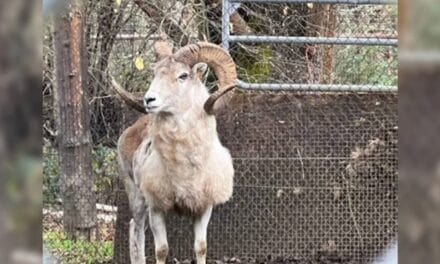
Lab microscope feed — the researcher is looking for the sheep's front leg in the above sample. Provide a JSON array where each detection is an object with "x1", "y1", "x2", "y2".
[
  {"x1": 149, "y1": 208, "x2": 168, "y2": 264},
  {"x1": 194, "y1": 206, "x2": 213, "y2": 264}
]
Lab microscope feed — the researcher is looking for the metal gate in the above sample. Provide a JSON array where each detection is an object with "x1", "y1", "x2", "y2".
[{"x1": 221, "y1": 0, "x2": 398, "y2": 92}]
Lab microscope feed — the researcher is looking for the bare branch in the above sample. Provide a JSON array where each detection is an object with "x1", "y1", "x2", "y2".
[{"x1": 133, "y1": 0, "x2": 190, "y2": 45}]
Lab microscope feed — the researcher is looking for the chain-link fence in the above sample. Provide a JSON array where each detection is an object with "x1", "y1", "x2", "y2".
[{"x1": 43, "y1": 0, "x2": 397, "y2": 263}]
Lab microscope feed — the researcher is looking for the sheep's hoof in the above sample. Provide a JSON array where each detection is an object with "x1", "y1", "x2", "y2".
[{"x1": 155, "y1": 245, "x2": 169, "y2": 264}]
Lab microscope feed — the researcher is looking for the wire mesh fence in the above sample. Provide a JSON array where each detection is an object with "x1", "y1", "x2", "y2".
[
  {"x1": 135, "y1": 93, "x2": 397, "y2": 263},
  {"x1": 42, "y1": 0, "x2": 398, "y2": 263}
]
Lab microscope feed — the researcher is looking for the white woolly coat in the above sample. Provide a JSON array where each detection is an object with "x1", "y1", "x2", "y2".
[{"x1": 132, "y1": 108, "x2": 234, "y2": 216}]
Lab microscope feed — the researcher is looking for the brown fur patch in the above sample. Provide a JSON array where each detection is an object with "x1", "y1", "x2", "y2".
[{"x1": 118, "y1": 115, "x2": 150, "y2": 177}]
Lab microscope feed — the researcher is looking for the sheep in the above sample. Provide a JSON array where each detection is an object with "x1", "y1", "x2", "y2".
[
  {"x1": 373, "y1": 241, "x2": 397, "y2": 264},
  {"x1": 111, "y1": 42, "x2": 237, "y2": 264}
]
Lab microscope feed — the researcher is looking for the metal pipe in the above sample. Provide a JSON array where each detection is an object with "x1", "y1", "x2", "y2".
[
  {"x1": 237, "y1": 80, "x2": 397, "y2": 92},
  {"x1": 221, "y1": 0, "x2": 231, "y2": 50},
  {"x1": 230, "y1": 0, "x2": 397, "y2": 4},
  {"x1": 229, "y1": 35, "x2": 398, "y2": 46}
]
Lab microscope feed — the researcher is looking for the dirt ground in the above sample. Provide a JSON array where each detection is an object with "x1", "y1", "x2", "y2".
[
  {"x1": 170, "y1": 254, "x2": 355, "y2": 264},
  {"x1": 45, "y1": 210, "x2": 358, "y2": 264}
]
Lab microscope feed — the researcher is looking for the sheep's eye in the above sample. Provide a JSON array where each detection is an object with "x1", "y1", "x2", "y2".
[{"x1": 178, "y1": 73, "x2": 189, "y2": 80}]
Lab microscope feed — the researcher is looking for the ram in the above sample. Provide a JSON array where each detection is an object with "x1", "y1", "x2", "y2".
[{"x1": 112, "y1": 42, "x2": 237, "y2": 264}]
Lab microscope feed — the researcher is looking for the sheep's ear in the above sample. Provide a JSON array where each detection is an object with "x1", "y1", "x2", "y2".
[{"x1": 192, "y1": 62, "x2": 208, "y2": 81}]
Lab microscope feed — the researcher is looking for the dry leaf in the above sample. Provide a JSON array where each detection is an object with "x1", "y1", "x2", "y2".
[
  {"x1": 115, "y1": 0, "x2": 122, "y2": 7},
  {"x1": 283, "y1": 6, "x2": 289, "y2": 16},
  {"x1": 307, "y1": 3, "x2": 314, "y2": 9},
  {"x1": 135, "y1": 57, "x2": 145, "y2": 71},
  {"x1": 276, "y1": 189, "x2": 284, "y2": 198},
  {"x1": 293, "y1": 187, "x2": 302, "y2": 195}
]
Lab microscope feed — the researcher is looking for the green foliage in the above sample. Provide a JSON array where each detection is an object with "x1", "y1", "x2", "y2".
[
  {"x1": 44, "y1": 231, "x2": 113, "y2": 264},
  {"x1": 92, "y1": 144, "x2": 119, "y2": 200},
  {"x1": 333, "y1": 5, "x2": 397, "y2": 86},
  {"x1": 43, "y1": 145, "x2": 119, "y2": 205},
  {"x1": 236, "y1": 45, "x2": 273, "y2": 83},
  {"x1": 43, "y1": 145, "x2": 60, "y2": 204},
  {"x1": 335, "y1": 46, "x2": 397, "y2": 86}
]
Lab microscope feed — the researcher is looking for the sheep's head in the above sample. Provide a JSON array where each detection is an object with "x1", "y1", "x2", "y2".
[
  {"x1": 144, "y1": 57, "x2": 209, "y2": 114},
  {"x1": 111, "y1": 42, "x2": 237, "y2": 115}
]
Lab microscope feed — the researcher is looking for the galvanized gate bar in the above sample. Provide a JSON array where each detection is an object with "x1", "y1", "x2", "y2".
[
  {"x1": 221, "y1": 0, "x2": 398, "y2": 92},
  {"x1": 230, "y1": 0, "x2": 397, "y2": 4},
  {"x1": 222, "y1": 0, "x2": 232, "y2": 50},
  {"x1": 237, "y1": 80, "x2": 397, "y2": 92},
  {"x1": 229, "y1": 35, "x2": 398, "y2": 46}
]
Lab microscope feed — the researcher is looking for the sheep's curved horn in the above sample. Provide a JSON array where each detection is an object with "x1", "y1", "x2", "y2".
[
  {"x1": 173, "y1": 42, "x2": 237, "y2": 114},
  {"x1": 110, "y1": 76, "x2": 147, "y2": 114}
]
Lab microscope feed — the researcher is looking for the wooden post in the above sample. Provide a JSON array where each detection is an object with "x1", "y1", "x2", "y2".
[{"x1": 53, "y1": 0, "x2": 96, "y2": 240}]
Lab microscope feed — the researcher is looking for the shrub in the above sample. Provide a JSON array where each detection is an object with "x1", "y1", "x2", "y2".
[
  {"x1": 43, "y1": 145, "x2": 60, "y2": 204},
  {"x1": 43, "y1": 144, "x2": 119, "y2": 205},
  {"x1": 44, "y1": 230, "x2": 113, "y2": 264}
]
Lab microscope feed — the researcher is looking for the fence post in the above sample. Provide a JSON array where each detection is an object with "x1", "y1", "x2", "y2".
[{"x1": 222, "y1": 0, "x2": 231, "y2": 50}]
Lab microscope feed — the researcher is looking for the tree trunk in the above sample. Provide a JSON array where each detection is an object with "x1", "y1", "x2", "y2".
[
  {"x1": 322, "y1": 5, "x2": 336, "y2": 84},
  {"x1": 306, "y1": 4, "x2": 336, "y2": 84},
  {"x1": 53, "y1": 0, "x2": 96, "y2": 241}
]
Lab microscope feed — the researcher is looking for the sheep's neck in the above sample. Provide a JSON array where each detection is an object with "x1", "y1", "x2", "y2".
[{"x1": 151, "y1": 110, "x2": 216, "y2": 171}]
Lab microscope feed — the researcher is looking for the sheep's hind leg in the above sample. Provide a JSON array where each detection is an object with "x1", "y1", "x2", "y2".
[
  {"x1": 123, "y1": 176, "x2": 147, "y2": 264},
  {"x1": 149, "y1": 208, "x2": 168, "y2": 264},
  {"x1": 129, "y1": 202, "x2": 147, "y2": 264},
  {"x1": 193, "y1": 206, "x2": 213, "y2": 264}
]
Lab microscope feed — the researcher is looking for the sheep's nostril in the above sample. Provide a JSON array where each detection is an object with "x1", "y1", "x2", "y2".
[{"x1": 144, "y1": 97, "x2": 156, "y2": 105}]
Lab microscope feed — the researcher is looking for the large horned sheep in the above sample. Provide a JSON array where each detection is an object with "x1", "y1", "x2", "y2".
[{"x1": 111, "y1": 41, "x2": 237, "y2": 264}]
